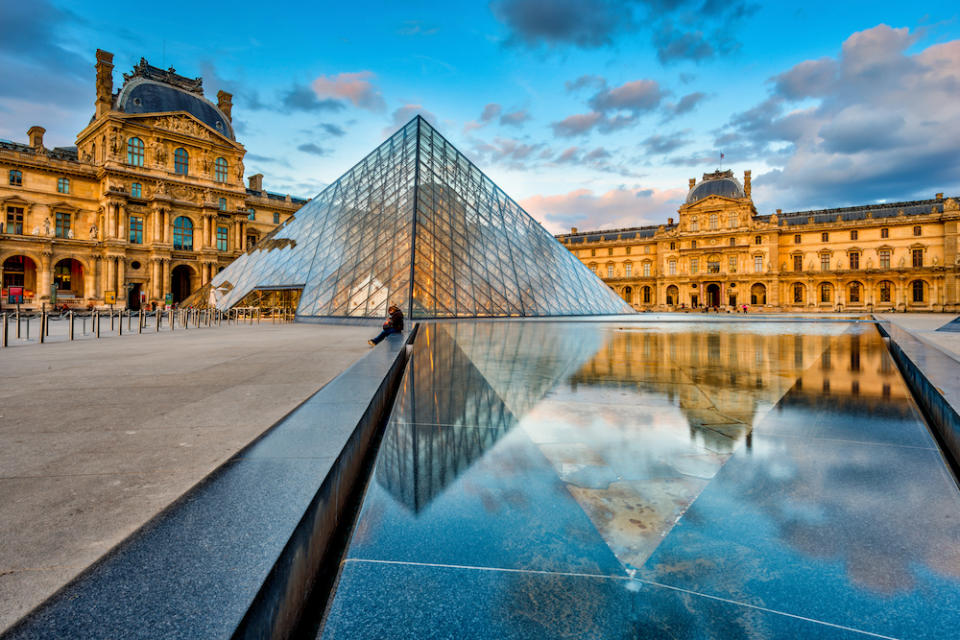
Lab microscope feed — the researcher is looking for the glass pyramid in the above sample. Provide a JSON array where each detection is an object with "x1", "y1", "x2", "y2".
[{"x1": 210, "y1": 116, "x2": 633, "y2": 319}]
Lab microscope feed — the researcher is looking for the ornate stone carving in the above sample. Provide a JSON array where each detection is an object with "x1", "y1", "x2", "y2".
[{"x1": 89, "y1": 223, "x2": 99, "y2": 240}]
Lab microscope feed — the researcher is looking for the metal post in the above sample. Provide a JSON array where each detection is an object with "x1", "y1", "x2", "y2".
[
  {"x1": 139, "y1": 309, "x2": 143, "y2": 334},
  {"x1": 110, "y1": 308, "x2": 114, "y2": 331},
  {"x1": 169, "y1": 308, "x2": 174, "y2": 331},
  {"x1": 2, "y1": 313, "x2": 7, "y2": 347},
  {"x1": 95, "y1": 310, "x2": 100, "y2": 338},
  {"x1": 39, "y1": 309, "x2": 45, "y2": 343},
  {"x1": 128, "y1": 311, "x2": 132, "y2": 332},
  {"x1": 69, "y1": 311, "x2": 74, "y2": 341},
  {"x1": 119, "y1": 310, "x2": 123, "y2": 336},
  {"x1": 16, "y1": 309, "x2": 21, "y2": 339},
  {"x1": 156, "y1": 309, "x2": 161, "y2": 332},
  {"x1": 26, "y1": 314, "x2": 30, "y2": 341},
  {"x1": 82, "y1": 314, "x2": 86, "y2": 336}
]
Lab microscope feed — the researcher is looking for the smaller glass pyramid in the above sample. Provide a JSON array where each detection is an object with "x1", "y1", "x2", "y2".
[{"x1": 210, "y1": 116, "x2": 633, "y2": 319}]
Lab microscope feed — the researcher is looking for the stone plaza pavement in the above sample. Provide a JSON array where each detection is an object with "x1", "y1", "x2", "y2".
[
  {"x1": 0, "y1": 323, "x2": 371, "y2": 631},
  {"x1": 876, "y1": 312, "x2": 960, "y2": 361}
]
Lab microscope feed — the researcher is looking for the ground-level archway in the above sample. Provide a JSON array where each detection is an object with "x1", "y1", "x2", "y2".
[
  {"x1": 706, "y1": 283, "x2": 721, "y2": 308},
  {"x1": 666, "y1": 285, "x2": 679, "y2": 306},
  {"x1": 171, "y1": 264, "x2": 197, "y2": 304},
  {"x1": 53, "y1": 258, "x2": 84, "y2": 299},
  {"x1": 750, "y1": 283, "x2": 766, "y2": 305},
  {"x1": 2, "y1": 255, "x2": 38, "y2": 299}
]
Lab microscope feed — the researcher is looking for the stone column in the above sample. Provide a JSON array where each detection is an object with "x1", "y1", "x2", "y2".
[
  {"x1": 239, "y1": 221, "x2": 246, "y2": 252},
  {"x1": 152, "y1": 259, "x2": 161, "y2": 299},
  {"x1": 116, "y1": 258, "x2": 125, "y2": 301},
  {"x1": 38, "y1": 251, "x2": 53, "y2": 302},
  {"x1": 84, "y1": 262, "x2": 96, "y2": 302},
  {"x1": 118, "y1": 204, "x2": 126, "y2": 241},
  {"x1": 106, "y1": 257, "x2": 116, "y2": 296},
  {"x1": 106, "y1": 204, "x2": 115, "y2": 239},
  {"x1": 161, "y1": 259, "x2": 170, "y2": 298},
  {"x1": 163, "y1": 211, "x2": 170, "y2": 244},
  {"x1": 153, "y1": 210, "x2": 161, "y2": 244},
  {"x1": 98, "y1": 256, "x2": 107, "y2": 299},
  {"x1": 202, "y1": 215, "x2": 210, "y2": 249}
]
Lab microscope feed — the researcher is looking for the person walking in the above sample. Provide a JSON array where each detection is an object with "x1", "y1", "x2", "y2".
[{"x1": 368, "y1": 304, "x2": 404, "y2": 346}]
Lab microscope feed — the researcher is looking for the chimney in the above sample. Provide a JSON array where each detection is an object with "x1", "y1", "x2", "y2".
[
  {"x1": 217, "y1": 90, "x2": 233, "y2": 121},
  {"x1": 27, "y1": 126, "x2": 45, "y2": 150},
  {"x1": 248, "y1": 173, "x2": 263, "y2": 191},
  {"x1": 936, "y1": 192, "x2": 944, "y2": 201},
  {"x1": 95, "y1": 49, "x2": 114, "y2": 119},
  {"x1": 571, "y1": 227, "x2": 578, "y2": 234},
  {"x1": 688, "y1": 178, "x2": 696, "y2": 189},
  {"x1": 743, "y1": 170, "x2": 752, "y2": 198},
  {"x1": 668, "y1": 217, "x2": 674, "y2": 225}
]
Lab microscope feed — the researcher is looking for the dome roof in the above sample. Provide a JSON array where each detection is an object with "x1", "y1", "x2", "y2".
[
  {"x1": 116, "y1": 77, "x2": 234, "y2": 140},
  {"x1": 686, "y1": 170, "x2": 744, "y2": 204}
]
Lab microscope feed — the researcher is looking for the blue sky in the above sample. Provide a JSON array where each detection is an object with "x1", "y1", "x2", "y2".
[{"x1": 1, "y1": 0, "x2": 958, "y2": 232}]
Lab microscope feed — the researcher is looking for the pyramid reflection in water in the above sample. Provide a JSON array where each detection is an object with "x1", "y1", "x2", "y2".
[{"x1": 210, "y1": 116, "x2": 632, "y2": 319}]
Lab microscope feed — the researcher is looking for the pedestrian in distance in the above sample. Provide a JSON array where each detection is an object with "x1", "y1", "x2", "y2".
[{"x1": 368, "y1": 304, "x2": 404, "y2": 346}]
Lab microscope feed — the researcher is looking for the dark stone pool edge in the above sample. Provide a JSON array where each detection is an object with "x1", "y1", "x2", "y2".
[
  {"x1": 877, "y1": 317, "x2": 960, "y2": 480},
  {"x1": 1, "y1": 327, "x2": 416, "y2": 640}
]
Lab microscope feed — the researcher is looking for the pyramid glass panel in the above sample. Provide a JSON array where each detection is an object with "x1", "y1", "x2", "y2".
[{"x1": 209, "y1": 116, "x2": 632, "y2": 319}]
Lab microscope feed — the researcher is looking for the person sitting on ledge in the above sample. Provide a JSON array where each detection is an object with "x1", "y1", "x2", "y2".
[{"x1": 368, "y1": 305, "x2": 404, "y2": 346}]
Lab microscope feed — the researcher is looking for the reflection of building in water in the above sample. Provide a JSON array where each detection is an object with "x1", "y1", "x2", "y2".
[
  {"x1": 570, "y1": 326, "x2": 906, "y2": 447},
  {"x1": 376, "y1": 322, "x2": 604, "y2": 512}
]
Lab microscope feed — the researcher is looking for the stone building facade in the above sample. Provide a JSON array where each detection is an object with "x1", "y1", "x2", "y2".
[
  {"x1": 0, "y1": 50, "x2": 306, "y2": 310},
  {"x1": 558, "y1": 170, "x2": 959, "y2": 312}
]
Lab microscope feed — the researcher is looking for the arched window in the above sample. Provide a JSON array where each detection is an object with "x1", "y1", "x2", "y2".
[
  {"x1": 173, "y1": 216, "x2": 194, "y2": 250},
  {"x1": 820, "y1": 283, "x2": 833, "y2": 304},
  {"x1": 127, "y1": 137, "x2": 145, "y2": 166},
  {"x1": 911, "y1": 280, "x2": 924, "y2": 303},
  {"x1": 642, "y1": 286, "x2": 651, "y2": 304},
  {"x1": 622, "y1": 286, "x2": 632, "y2": 303},
  {"x1": 848, "y1": 282, "x2": 861, "y2": 304},
  {"x1": 215, "y1": 157, "x2": 228, "y2": 182},
  {"x1": 174, "y1": 148, "x2": 189, "y2": 175},
  {"x1": 793, "y1": 283, "x2": 805, "y2": 304},
  {"x1": 879, "y1": 281, "x2": 892, "y2": 303}
]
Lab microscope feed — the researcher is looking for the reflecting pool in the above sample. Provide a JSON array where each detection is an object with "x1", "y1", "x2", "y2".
[{"x1": 319, "y1": 321, "x2": 960, "y2": 639}]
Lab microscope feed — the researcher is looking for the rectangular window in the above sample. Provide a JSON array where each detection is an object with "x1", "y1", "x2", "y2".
[
  {"x1": 709, "y1": 214, "x2": 718, "y2": 230},
  {"x1": 793, "y1": 255, "x2": 803, "y2": 271},
  {"x1": 246, "y1": 234, "x2": 257, "y2": 248},
  {"x1": 625, "y1": 246, "x2": 631, "y2": 255},
  {"x1": 754, "y1": 255, "x2": 763, "y2": 273},
  {"x1": 644, "y1": 245, "x2": 650, "y2": 254},
  {"x1": 57, "y1": 177, "x2": 70, "y2": 194},
  {"x1": 217, "y1": 226, "x2": 229, "y2": 251},
  {"x1": 690, "y1": 258, "x2": 698, "y2": 274},
  {"x1": 849, "y1": 283, "x2": 860, "y2": 303},
  {"x1": 9, "y1": 169, "x2": 22, "y2": 186},
  {"x1": 691, "y1": 240, "x2": 697, "y2": 249},
  {"x1": 851, "y1": 229, "x2": 858, "y2": 240},
  {"x1": 668, "y1": 259, "x2": 677, "y2": 276},
  {"x1": 643, "y1": 262, "x2": 651, "y2": 277},
  {"x1": 247, "y1": 208, "x2": 256, "y2": 221},
  {"x1": 273, "y1": 212, "x2": 280, "y2": 224},
  {"x1": 794, "y1": 234, "x2": 801, "y2": 244},
  {"x1": 606, "y1": 264, "x2": 614, "y2": 278},
  {"x1": 129, "y1": 216, "x2": 143, "y2": 244},
  {"x1": 849, "y1": 252, "x2": 860, "y2": 270},
  {"x1": 912, "y1": 248, "x2": 923, "y2": 267},
  {"x1": 5, "y1": 206, "x2": 24, "y2": 234},
  {"x1": 821, "y1": 232, "x2": 829, "y2": 242},
  {"x1": 55, "y1": 211, "x2": 70, "y2": 238},
  {"x1": 131, "y1": 182, "x2": 142, "y2": 198},
  {"x1": 607, "y1": 248, "x2": 613, "y2": 256},
  {"x1": 754, "y1": 235, "x2": 761, "y2": 245},
  {"x1": 728, "y1": 256, "x2": 737, "y2": 272},
  {"x1": 218, "y1": 197, "x2": 227, "y2": 211},
  {"x1": 625, "y1": 263, "x2": 632, "y2": 277},
  {"x1": 879, "y1": 250, "x2": 890, "y2": 269},
  {"x1": 821, "y1": 254, "x2": 830, "y2": 271},
  {"x1": 881, "y1": 227, "x2": 889, "y2": 239},
  {"x1": 913, "y1": 225, "x2": 922, "y2": 236}
]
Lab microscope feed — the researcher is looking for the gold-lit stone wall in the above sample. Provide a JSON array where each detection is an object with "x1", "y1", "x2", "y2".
[
  {"x1": 558, "y1": 171, "x2": 959, "y2": 312},
  {"x1": 0, "y1": 50, "x2": 305, "y2": 309}
]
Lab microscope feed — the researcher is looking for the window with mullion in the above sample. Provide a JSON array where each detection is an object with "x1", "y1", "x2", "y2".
[
  {"x1": 216, "y1": 226, "x2": 228, "y2": 251},
  {"x1": 129, "y1": 216, "x2": 143, "y2": 244},
  {"x1": 55, "y1": 211, "x2": 70, "y2": 238}
]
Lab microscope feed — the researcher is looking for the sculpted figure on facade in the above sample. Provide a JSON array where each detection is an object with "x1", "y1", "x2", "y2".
[
  {"x1": 42, "y1": 218, "x2": 51, "y2": 236},
  {"x1": 89, "y1": 223, "x2": 99, "y2": 240}
]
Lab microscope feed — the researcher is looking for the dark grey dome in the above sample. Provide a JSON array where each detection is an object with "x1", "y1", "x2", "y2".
[
  {"x1": 686, "y1": 171, "x2": 744, "y2": 203},
  {"x1": 117, "y1": 79, "x2": 234, "y2": 140}
]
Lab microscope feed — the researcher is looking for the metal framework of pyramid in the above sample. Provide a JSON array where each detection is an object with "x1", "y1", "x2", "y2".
[{"x1": 209, "y1": 116, "x2": 632, "y2": 319}]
